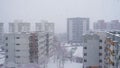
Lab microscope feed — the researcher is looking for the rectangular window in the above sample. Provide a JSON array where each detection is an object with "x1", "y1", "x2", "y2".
[
  {"x1": 16, "y1": 37, "x2": 20, "y2": 39},
  {"x1": 99, "y1": 53, "x2": 102, "y2": 56},
  {"x1": 6, "y1": 55, "x2": 8, "y2": 58},
  {"x1": 16, "y1": 50, "x2": 20, "y2": 52},
  {"x1": 99, "y1": 59, "x2": 102, "y2": 62},
  {"x1": 16, "y1": 56, "x2": 20, "y2": 58},
  {"x1": 99, "y1": 46, "x2": 102, "y2": 49},
  {"x1": 6, "y1": 37, "x2": 8, "y2": 40},
  {"x1": 84, "y1": 53, "x2": 87, "y2": 56},
  {"x1": 6, "y1": 50, "x2": 8, "y2": 52},
  {"x1": 6, "y1": 43, "x2": 8, "y2": 46},
  {"x1": 16, "y1": 44, "x2": 20, "y2": 45},
  {"x1": 99, "y1": 40, "x2": 102, "y2": 42},
  {"x1": 84, "y1": 47, "x2": 87, "y2": 49},
  {"x1": 84, "y1": 59, "x2": 87, "y2": 62}
]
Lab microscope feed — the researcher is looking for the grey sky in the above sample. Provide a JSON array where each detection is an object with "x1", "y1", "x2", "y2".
[{"x1": 0, "y1": 0, "x2": 120, "y2": 33}]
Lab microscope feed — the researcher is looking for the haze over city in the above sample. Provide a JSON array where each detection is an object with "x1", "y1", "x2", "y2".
[{"x1": 0, "y1": 0, "x2": 120, "y2": 33}]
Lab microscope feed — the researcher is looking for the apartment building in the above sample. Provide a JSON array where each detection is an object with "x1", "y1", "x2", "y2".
[
  {"x1": 83, "y1": 34, "x2": 103, "y2": 68},
  {"x1": 4, "y1": 32, "x2": 54, "y2": 68},
  {"x1": 0, "y1": 23, "x2": 4, "y2": 45},
  {"x1": 94, "y1": 20, "x2": 120, "y2": 31},
  {"x1": 67, "y1": 17, "x2": 89, "y2": 43},
  {"x1": 94, "y1": 20, "x2": 107, "y2": 31},
  {"x1": 36, "y1": 20, "x2": 54, "y2": 33},
  {"x1": 9, "y1": 20, "x2": 30, "y2": 33}
]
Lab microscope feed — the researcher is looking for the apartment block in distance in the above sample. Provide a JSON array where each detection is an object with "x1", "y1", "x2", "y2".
[
  {"x1": 94, "y1": 20, "x2": 107, "y2": 31},
  {"x1": 94, "y1": 20, "x2": 120, "y2": 31},
  {"x1": 9, "y1": 20, "x2": 30, "y2": 33},
  {"x1": 36, "y1": 20, "x2": 54, "y2": 33},
  {"x1": 67, "y1": 17, "x2": 89, "y2": 43}
]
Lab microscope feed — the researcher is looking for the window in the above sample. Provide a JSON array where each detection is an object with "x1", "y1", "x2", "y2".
[
  {"x1": 6, "y1": 43, "x2": 8, "y2": 46},
  {"x1": 16, "y1": 43, "x2": 20, "y2": 45},
  {"x1": 99, "y1": 53, "x2": 102, "y2": 56},
  {"x1": 6, "y1": 37, "x2": 8, "y2": 40},
  {"x1": 6, "y1": 55, "x2": 8, "y2": 58},
  {"x1": 6, "y1": 50, "x2": 8, "y2": 52},
  {"x1": 99, "y1": 59, "x2": 102, "y2": 62},
  {"x1": 16, "y1": 50, "x2": 20, "y2": 52},
  {"x1": 99, "y1": 40, "x2": 102, "y2": 42},
  {"x1": 84, "y1": 47, "x2": 87, "y2": 49},
  {"x1": 84, "y1": 53, "x2": 87, "y2": 56},
  {"x1": 16, "y1": 37, "x2": 20, "y2": 39},
  {"x1": 112, "y1": 63, "x2": 114, "y2": 66},
  {"x1": 84, "y1": 59, "x2": 87, "y2": 62},
  {"x1": 16, "y1": 56, "x2": 20, "y2": 58},
  {"x1": 99, "y1": 46, "x2": 102, "y2": 49}
]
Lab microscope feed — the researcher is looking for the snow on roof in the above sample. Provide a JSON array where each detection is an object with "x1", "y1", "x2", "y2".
[{"x1": 73, "y1": 46, "x2": 83, "y2": 58}]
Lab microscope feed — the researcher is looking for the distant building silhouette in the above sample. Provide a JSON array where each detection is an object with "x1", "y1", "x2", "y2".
[{"x1": 67, "y1": 17, "x2": 89, "y2": 43}]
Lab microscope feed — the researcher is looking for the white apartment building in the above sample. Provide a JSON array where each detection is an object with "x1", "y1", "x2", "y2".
[
  {"x1": 36, "y1": 20, "x2": 54, "y2": 33},
  {"x1": 83, "y1": 34, "x2": 102, "y2": 68},
  {"x1": 9, "y1": 20, "x2": 30, "y2": 33},
  {"x1": 0, "y1": 23, "x2": 4, "y2": 45},
  {"x1": 4, "y1": 32, "x2": 54, "y2": 68},
  {"x1": 4, "y1": 33, "x2": 30, "y2": 66},
  {"x1": 67, "y1": 17, "x2": 89, "y2": 43}
]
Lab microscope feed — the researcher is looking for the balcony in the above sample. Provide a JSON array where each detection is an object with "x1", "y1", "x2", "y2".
[
  {"x1": 106, "y1": 38, "x2": 116, "y2": 46},
  {"x1": 106, "y1": 57, "x2": 114, "y2": 65}
]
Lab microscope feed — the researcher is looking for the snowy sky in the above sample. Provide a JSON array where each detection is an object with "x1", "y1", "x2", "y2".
[{"x1": 0, "y1": 0, "x2": 120, "y2": 33}]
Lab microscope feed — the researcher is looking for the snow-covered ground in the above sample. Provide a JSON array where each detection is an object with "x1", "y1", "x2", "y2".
[
  {"x1": 48, "y1": 42, "x2": 83, "y2": 68},
  {"x1": 63, "y1": 43, "x2": 83, "y2": 58},
  {"x1": 47, "y1": 61, "x2": 83, "y2": 68},
  {"x1": 73, "y1": 47, "x2": 83, "y2": 58}
]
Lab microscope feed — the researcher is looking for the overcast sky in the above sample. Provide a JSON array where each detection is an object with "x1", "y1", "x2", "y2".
[{"x1": 0, "y1": 0, "x2": 120, "y2": 33}]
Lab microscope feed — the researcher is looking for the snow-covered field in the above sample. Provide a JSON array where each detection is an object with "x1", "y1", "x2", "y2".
[{"x1": 48, "y1": 61, "x2": 83, "y2": 68}]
